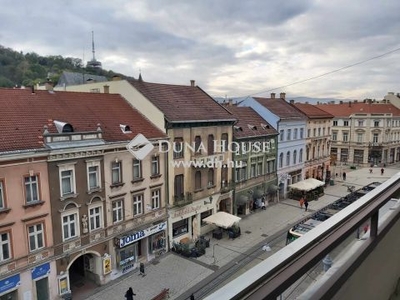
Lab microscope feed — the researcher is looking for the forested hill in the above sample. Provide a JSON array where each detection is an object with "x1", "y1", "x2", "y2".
[{"x1": 0, "y1": 45, "x2": 132, "y2": 88}]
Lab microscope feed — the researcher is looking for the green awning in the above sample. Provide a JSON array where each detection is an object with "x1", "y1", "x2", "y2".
[
  {"x1": 236, "y1": 195, "x2": 249, "y2": 205},
  {"x1": 268, "y1": 184, "x2": 279, "y2": 194},
  {"x1": 254, "y1": 189, "x2": 264, "y2": 198}
]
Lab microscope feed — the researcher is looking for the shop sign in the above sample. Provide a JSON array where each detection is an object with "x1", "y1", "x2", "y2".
[
  {"x1": 118, "y1": 221, "x2": 167, "y2": 248},
  {"x1": 31, "y1": 262, "x2": 50, "y2": 280},
  {"x1": 103, "y1": 255, "x2": 112, "y2": 275},
  {"x1": 173, "y1": 205, "x2": 202, "y2": 219},
  {"x1": 0, "y1": 274, "x2": 20, "y2": 294}
]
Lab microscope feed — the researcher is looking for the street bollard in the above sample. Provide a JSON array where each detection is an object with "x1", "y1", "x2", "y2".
[{"x1": 322, "y1": 254, "x2": 332, "y2": 272}]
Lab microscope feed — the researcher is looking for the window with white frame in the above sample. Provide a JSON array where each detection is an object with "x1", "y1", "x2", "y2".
[
  {"x1": 333, "y1": 120, "x2": 338, "y2": 126},
  {"x1": 343, "y1": 132, "x2": 349, "y2": 142},
  {"x1": 151, "y1": 189, "x2": 161, "y2": 209},
  {"x1": 279, "y1": 153, "x2": 283, "y2": 168},
  {"x1": 87, "y1": 161, "x2": 101, "y2": 191},
  {"x1": 344, "y1": 120, "x2": 349, "y2": 126},
  {"x1": 132, "y1": 159, "x2": 142, "y2": 180},
  {"x1": 332, "y1": 131, "x2": 337, "y2": 141},
  {"x1": 286, "y1": 129, "x2": 291, "y2": 140},
  {"x1": 313, "y1": 128, "x2": 316, "y2": 137},
  {"x1": 28, "y1": 223, "x2": 44, "y2": 252},
  {"x1": 294, "y1": 128, "x2": 298, "y2": 139},
  {"x1": 112, "y1": 200, "x2": 123, "y2": 223},
  {"x1": 151, "y1": 156, "x2": 160, "y2": 176},
  {"x1": 59, "y1": 165, "x2": 76, "y2": 197},
  {"x1": 257, "y1": 157, "x2": 263, "y2": 176},
  {"x1": 0, "y1": 232, "x2": 11, "y2": 261},
  {"x1": 173, "y1": 137, "x2": 184, "y2": 159},
  {"x1": 357, "y1": 133, "x2": 363, "y2": 143},
  {"x1": 133, "y1": 194, "x2": 143, "y2": 216},
  {"x1": 318, "y1": 128, "x2": 321, "y2": 136},
  {"x1": 293, "y1": 150, "x2": 297, "y2": 164},
  {"x1": 374, "y1": 120, "x2": 380, "y2": 127},
  {"x1": 62, "y1": 212, "x2": 79, "y2": 241},
  {"x1": 373, "y1": 133, "x2": 379, "y2": 143},
  {"x1": 0, "y1": 180, "x2": 5, "y2": 209},
  {"x1": 286, "y1": 151, "x2": 290, "y2": 166},
  {"x1": 111, "y1": 161, "x2": 122, "y2": 184},
  {"x1": 300, "y1": 128, "x2": 304, "y2": 139},
  {"x1": 308, "y1": 129, "x2": 311, "y2": 138},
  {"x1": 250, "y1": 158, "x2": 256, "y2": 178},
  {"x1": 89, "y1": 205, "x2": 102, "y2": 231},
  {"x1": 299, "y1": 149, "x2": 303, "y2": 163},
  {"x1": 279, "y1": 130, "x2": 284, "y2": 141},
  {"x1": 358, "y1": 120, "x2": 364, "y2": 127},
  {"x1": 25, "y1": 175, "x2": 40, "y2": 203}
]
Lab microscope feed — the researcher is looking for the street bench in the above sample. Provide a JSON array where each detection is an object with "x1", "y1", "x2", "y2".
[{"x1": 151, "y1": 288, "x2": 170, "y2": 300}]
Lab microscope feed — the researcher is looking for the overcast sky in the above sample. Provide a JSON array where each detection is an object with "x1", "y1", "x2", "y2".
[{"x1": 1, "y1": 0, "x2": 400, "y2": 100}]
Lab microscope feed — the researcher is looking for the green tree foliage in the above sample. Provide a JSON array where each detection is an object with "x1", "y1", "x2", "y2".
[{"x1": 0, "y1": 44, "x2": 133, "y2": 88}]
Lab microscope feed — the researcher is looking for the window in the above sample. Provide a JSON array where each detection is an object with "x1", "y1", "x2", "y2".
[
  {"x1": 112, "y1": 200, "x2": 123, "y2": 223},
  {"x1": 0, "y1": 232, "x2": 11, "y2": 261},
  {"x1": 313, "y1": 128, "x2": 316, "y2": 137},
  {"x1": 374, "y1": 120, "x2": 380, "y2": 127},
  {"x1": 307, "y1": 129, "x2": 311, "y2": 138},
  {"x1": 293, "y1": 150, "x2": 297, "y2": 164},
  {"x1": 195, "y1": 136, "x2": 202, "y2": 154},
  {"x1": 208, "y1": 169, "x2": 214, "y2": 187},
  {"x1": 174, "y1": 175, "x2": 184, "y2": 199},
  {"x1": 279, "y1": 130, "x2": 284, "y2": 141},
  {"x1": 318, "y1": 128, "x2": 321, "y2": 137},
  {"x1": 279, "y1": 153, "x2": 283, "y2": 168},
  {"x1": 28, "y1": 223, "x2": 44, "y2": 252},
  {"x1": 62, "y1": 213, "x2": 78, "y2": 241},
  {"x1": 151, "y1": 189, "x2": 161, "y2": 209},
  {"x1": 201, "y1": 210, "x2": 212, "y2": 226},
  {"x1": 173, "y1": 219, "x2": 188, "y2": 237},
  {"x1": 333, "y1": 120, "x2": 338, "y2": 126},
  {"x1": 173, "y1": 138, "x2": 184, "y2": 159},
  {"x1": 257, "y1": 159, "x2": 263, "y2": 176},
  {"x1": 294, "y1": 128, "x2": 298, "y2": 139},
  {"x1": 59, "y1": 164, "x2": 76, "y2": 197},
  {"x1": 357, "y1": 133, "x2": 363, "y2": 143},
  {"x1": 133, "y1": 194, "x2": 143, "y2": 216},
  {"x1": 286, "y1": 129, "x2": 291, "y2": 140},
  {"x1": 0, "y1": 180, "x2": 4, "y2": 209},
  {"x1": 195, "y1": 171, "x2": 202, "y2": 190},
  {"x1": 151, "y1": 156, "x2": 160, "y2": 176},
  {"x1": 343, "y1": 132, "x2": 349, "y2": 142},
  {"x1": 373, "y1": 134, "x2": 379, "y2": 143},
  {"x1": 358, "y1": 120, "x2": 364, "y2": 127},
  {"x1": 208, "y1": 134, "x2": 214, "y2": 155},
  {"x1": 89, "y1": 206, "x2": 102, "y2": 231},
  {"x1": 111, "y1": 161, "x2": 122, "y2": 184},
  {"x1": 332, "y1": 131, "x2": 338, "y2": 141},
  {"x1": 286, "y1": 151, "x2": 290, "y2": 166},
  {"x1": 344, "y1": 120, "x2": 349, "y2": 126},
  {"x1": 299, "y1": 149, "x2": 303, "y2": 163},
  {"x1": 300, "y1": 128, "x2": 304, "y2": 139},
  {"x1": 221, "y1": 133, "x2": 229, "y2": 152},
  {"x1": 132, "y1": 159, "x2": 142, "y2": 180},
  {"x1": 87, "y1": 162, "x2": 100, "y2": 191},
  {"x1": 25, "y1": 175, "x2": 40, "y2": 203},
  {"x1": 250, "y1": 161, "x2": 256, "y2": 178}
]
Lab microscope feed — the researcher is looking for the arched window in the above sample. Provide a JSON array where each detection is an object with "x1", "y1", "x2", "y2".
[
  {"x1": 279, "y1": 153, "x2": 283, "y2": 168},
  {"x1": 195, "y1": 136, "x2": 202, "y2": 154},
  {"x1": 293, "y1": 150, "x2": 297, "y2": 164},
  {"x1": 286, "y1": 151, "x2": 290, "y2": 166},
  {"x1": 195, "y1": 171, "x2": 202, "y2": 190},
  {"x1": 299, "y1": 149, "x2": 303, "y2": 163},
  {"x1": 208, "y1": 169, "x2": 214, "y2": 186},
  {"x1": 208, "y1": 134, "x2": 214, "y2": 155}
]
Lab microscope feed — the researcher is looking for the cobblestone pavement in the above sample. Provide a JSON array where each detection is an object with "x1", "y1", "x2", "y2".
[{"x1": 84, "y1": 165, "x2": 399, "y2": 300}]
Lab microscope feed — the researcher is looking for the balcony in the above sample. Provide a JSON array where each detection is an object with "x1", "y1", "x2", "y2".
[
  {"x1": 173, "y1": 192, "x2": 193, "y2": 207},
  {"x1": 220, "y1": 180, "x2": 234, "y2": 193}
]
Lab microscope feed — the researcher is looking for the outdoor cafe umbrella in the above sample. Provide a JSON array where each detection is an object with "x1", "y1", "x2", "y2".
[{"x1": 203, "y1": 211, "x2": 241, "y2": 229}]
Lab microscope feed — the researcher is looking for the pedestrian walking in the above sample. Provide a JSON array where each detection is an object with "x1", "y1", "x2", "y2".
[
  {"x1": 125, "y1": 287, "x2": 136, "y2": 300},
  {"x1": 369, "y1": 168, "x2": 373, "y2": 174},
  {"x1": 381, "y1": 168, "x2": 384, "y2": 175},
  {"x1": 342, "y1": 172, "x2": 347, "y2": 181},
  {"x1": 190, "y1": 294, "x2": 195, "y2": 300},
  {"x1": 139, "y1": 262, "x2": 146, "y2": 277},
  {"x1": 299, "y1": 197, "x2": 304, "y2": 209},
  {"x1": 304, "y1": 199, "x2": 309, "y2": 212}
]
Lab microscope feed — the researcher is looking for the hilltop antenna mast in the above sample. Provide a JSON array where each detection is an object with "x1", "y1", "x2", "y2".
[
  {"x1": 86, "y1": 31, "x2": 102, "y2": 69},
  {"x1": 91, "y1": 31, "x2": 96, "y2": 61}
]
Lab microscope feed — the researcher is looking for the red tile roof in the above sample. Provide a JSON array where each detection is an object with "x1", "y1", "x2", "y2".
[
  {"x1": 129, "y1": 80, "x2": 236, "y2": 123},
  {"x1": 253, "y1": 97, "x2": 306, "y2": 120},
  {"x1": 223, "y1": 105, "x2": 278, "y2": 139},
  {"x1": 293, "y1": 103, "x2": 334, "y2": 119},
  {"x1": 316, "y1": 102, "x2": 400, "y2": 117},
  {"x1": 0, "y1": 88, "x2": 166, "y2": 152}
]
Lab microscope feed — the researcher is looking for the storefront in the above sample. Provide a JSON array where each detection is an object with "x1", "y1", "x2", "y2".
[
  {"x1": 113, "y1": 221, "x2": 167, "y2": 278},
  {"x1": 0, "y1": 274, "x2": 20, "y2": 300},
  {"x1": 31, "y1": 262, "x2": 51, "y2": 300}
]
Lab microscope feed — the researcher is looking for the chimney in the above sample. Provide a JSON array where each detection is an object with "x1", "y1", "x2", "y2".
[
  {"x1": 45, "y1": 79, "x2": 54, "y2": 91},
  {"x1": 190, "y1": 80, "x2": 195, "y2": 87},
  {"x1": 228, "y1": 99, "x2": 233, "y2": 106},
  {"x1": 340, "y1": 101, "x2": 343, "y2": 104},
  {"x1": 271, "y1": 93, "x2": 275, "y2": 99},
  {"x1": 289, "y1": 99, "x2": 294, "y2": 104},
  {"x1": 349, "y1": 101, "x2": 352, "y2": 107},
  {"x1": 31, "y1": 85, "x2": 35, "y2": 94},
  {"x1": 280, "y1": 92, "x2": 286, "y2": 99},
  {"x1": 103, "y1": 85, "x2": 110, "y2": 94}
]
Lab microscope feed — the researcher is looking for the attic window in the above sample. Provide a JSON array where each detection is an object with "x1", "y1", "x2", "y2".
[
  {"x1": 234, "y1": 126, "x2": 243, "y2": 132},
  {"x1": 247, "y1": 124, "x2": 257, "y2": 130},
  {"x1": 54, "y1": 120, "x2": 74, "y2": 133},
  {"x1": 261, "y1": 123, "x2": 270, "y2": 130},
  {"x1": 120, "y1": 124, "x2": 132, "y2": 133}
]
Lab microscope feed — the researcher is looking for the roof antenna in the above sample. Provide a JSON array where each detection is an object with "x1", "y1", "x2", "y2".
[{"x1": 138, "y1": 68, "x2": 143, "y2": 82}]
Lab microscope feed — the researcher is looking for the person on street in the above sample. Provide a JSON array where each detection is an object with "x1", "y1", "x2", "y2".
[
  {"x1": 299, "y1": 197, "x2": 304, "y2": 209},
  {"x1": 125, "y1": 287, "x2": 136, "y2": 300},
  {"x1": 343, "y1": 172, "x2": 347, "y2": 181},
  {"x1": 304, "y1": 199, "x2": 309, "y2": 212},
  {"x1": 369, "y1": 168, "x2": 373, "y2": 174},
  {"x1": 381, "y1": 168, "x2": 384, "y2": 175}
]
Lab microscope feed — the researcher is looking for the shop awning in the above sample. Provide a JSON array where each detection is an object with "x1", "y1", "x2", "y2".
[
  {"x1": 253, "y1": 189, "x2": 264, "y2": 198},
  {"x1": 288, "y1": 178, "x2": 325, "y2": 192},
  {"x1": 236, "y1": 195, "x2": 249, "y2": 205},
  {"x1": 203, "y1": 212, "x2": 242, "y2": 229}
]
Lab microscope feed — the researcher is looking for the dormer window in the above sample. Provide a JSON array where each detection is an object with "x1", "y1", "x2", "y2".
[
  {"x1": 120, "y1": 124, "x2": 132, "y2": 134},
  {"x1": 54, "y1": 120, "x2": 74, "y2": 133},
  {"x1": 234, "y1": 126, "x2": 243, "y2": 132},
  {"x1": 247, "y1": 124, "x2": 257, "y2": 130},
  {"x1": 261, "y1": 123, "x2": 270, "y2": 130}
]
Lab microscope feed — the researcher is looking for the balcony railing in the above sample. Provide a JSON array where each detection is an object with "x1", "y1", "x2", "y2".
[
  {"x1": 220, "y1": 180, "x2": 234, "y2": 193},
  {"x1": 173, "y1": 192, "x2": 193, "y2": 207}
]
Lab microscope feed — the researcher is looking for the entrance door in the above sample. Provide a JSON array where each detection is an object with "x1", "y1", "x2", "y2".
[{"x1": 36, "y1": 277, "x2": 49, "y2": 300}]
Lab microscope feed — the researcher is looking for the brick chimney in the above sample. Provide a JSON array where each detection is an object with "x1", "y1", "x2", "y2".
[
  {"x1": 45, "y1": 79, "x2": 54, "y2": 91},
  {"x1": 103, "y1": 85, "x2": 110, "y2": 94},
  {"x1": 271, "y1": 93, "x2": 275, "y2": 99},
  {"x1": 289, "y1": 99, "x2": 294, "y2": 104},
  {"x1": 190, "y1": 80, "x2": 195, "y2": 87},
  {"x1": 228, "y1": 99, "x2": 233, "y2": 106},
  {"x1": 280, "y1": 92, "x2": 286, "y2": 99}
]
